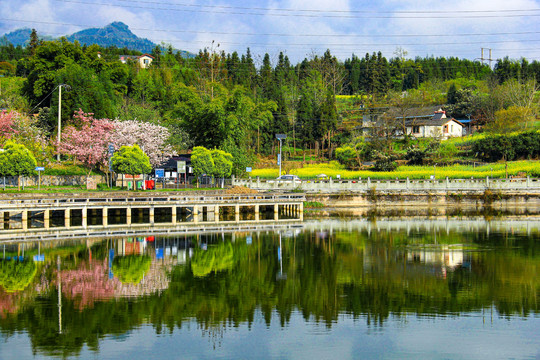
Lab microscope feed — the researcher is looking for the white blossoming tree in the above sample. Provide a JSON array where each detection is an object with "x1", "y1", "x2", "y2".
[{"x1": 111, "y1": 120, "x2": 174, "y2": 166}]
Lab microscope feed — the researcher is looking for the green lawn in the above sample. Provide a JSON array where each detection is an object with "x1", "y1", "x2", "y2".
[{"x1": 0, "y1": 185, "x2": 221, "y2": 194}]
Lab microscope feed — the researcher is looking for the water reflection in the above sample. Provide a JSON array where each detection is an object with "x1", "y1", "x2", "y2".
[{"x1": 0, "y1": 219, "x2": 538, "y2": 358}]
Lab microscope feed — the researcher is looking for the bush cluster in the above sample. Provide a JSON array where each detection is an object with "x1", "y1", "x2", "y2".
[{"x1": 472, "y1": 131, "x2": 540, "y2": 162}]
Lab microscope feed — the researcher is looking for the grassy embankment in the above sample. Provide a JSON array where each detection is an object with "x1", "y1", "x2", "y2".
[{"x1": 0, "y1": 186, "x2": 222, "y2": 194}]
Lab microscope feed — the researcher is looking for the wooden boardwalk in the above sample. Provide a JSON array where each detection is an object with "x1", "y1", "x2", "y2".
[{"x1": 0, "y1": 193, "x2": 305, "y2": 241}]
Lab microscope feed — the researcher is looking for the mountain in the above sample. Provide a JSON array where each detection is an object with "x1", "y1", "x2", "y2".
[
  {"x1": 1, "y1": 28, "x2": 53, "y2": 47},
  {"x1": 1, "y1": 22, "x2": 193, "y2": 57},
  {"x1": 2, "y1": 28, "x2": 31, "y2": 46},
  {"x1": 67, "y1": 22, "x2": 156, "y2": 53}
]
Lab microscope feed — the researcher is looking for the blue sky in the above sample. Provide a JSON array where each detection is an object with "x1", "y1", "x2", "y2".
[{"x1": 1, "y1": 0, "x2": 540, "y2": 64}]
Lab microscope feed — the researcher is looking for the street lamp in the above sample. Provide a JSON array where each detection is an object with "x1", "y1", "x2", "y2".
[
  {"x1": 276, "y1": 134, "x2": 287, "y2": 178},
  {"x1": 57, "y1": 84, "x2": 71, "y2": 161}
]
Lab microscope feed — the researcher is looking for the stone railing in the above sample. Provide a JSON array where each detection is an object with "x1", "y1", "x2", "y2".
[
  {"x1": 232, "y1": 176, "x2": 540, "y2": 192},
  {"x1": 0, "y1": 193, "x2": 305, "y2": 209}
]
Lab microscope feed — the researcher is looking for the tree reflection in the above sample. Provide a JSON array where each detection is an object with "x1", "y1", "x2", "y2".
[
  {"x1": 0, "y1": 260, "x2": 37, "y2": 293},
  {"x1": 113, "y1": 255, "x2": 151, "y2": 284},
  {"x1": 0, "y1": 226, "x2": 538, "y2": 357}
]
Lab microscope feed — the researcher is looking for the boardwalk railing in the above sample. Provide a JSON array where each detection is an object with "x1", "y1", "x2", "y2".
[
  {"x1": 233, "y1": 177, "x2": 540, "y2": 192},
  {"x1": 0, "y1": 193, "x2": 305, "y2": 209},
  {"x1": 0, "y1": 193, "x2": 305, "y2": 239}
]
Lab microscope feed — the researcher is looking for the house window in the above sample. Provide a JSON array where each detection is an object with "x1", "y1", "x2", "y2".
[
  {"x1": 443, "y1": 125, "x2": 448, "y2": 133},
  {"x1": 412, "y1": 125, "x2": 420, "y2": 134}
]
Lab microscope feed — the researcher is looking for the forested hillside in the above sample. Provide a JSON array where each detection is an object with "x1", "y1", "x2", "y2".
[{"x1": 0, "y1": 33, "x2": 539, "y2": 173}]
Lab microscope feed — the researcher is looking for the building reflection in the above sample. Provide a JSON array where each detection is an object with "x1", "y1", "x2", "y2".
[{"x1": 407, "y1": 246, "x2": 467, "y2": 278}]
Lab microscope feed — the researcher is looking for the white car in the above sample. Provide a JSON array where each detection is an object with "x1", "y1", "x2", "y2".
[{"x1": 276, "y1": 175, "x2": 301, "y2": 183}]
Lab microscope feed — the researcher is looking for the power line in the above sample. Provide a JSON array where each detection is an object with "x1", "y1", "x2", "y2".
[
  {"x1": 52, "y1": 0, "x2": 540, "y2": 19},
  {"x1": 2, "y1": 19, "x2": 539, "y2": 63},
  {"x1": 91, "y1": 0, "x2": 540, "y2": 15},
  {"x1": 3, "y1": 18, "x2": 540, "y2": 39},
  {"x1": 2, "y1": 19, "x2": 539, "y2": 48}
]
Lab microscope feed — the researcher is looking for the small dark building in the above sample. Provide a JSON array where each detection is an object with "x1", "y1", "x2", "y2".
[{"x1": 153, "y1": 154, "x2": 193, "y2": 182}]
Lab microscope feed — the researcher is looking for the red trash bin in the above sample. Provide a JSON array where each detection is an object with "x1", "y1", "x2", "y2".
[{"x1": 145, "y1": 180, "x2": 154, "y2": 190}]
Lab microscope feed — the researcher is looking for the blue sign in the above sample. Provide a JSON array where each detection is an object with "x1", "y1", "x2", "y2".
[
  {"x1": 35, "y1": 167, "x2": 45, "y2": 171},
  {"x1": 155, "y1": 168, "x2": 165, "y2": 178},
  {"x1": 108, "y1": 249, "x2": 115, "y2": 279},
  {"x1": 156, "y1": 248, "x2": 164, "y2": 260},
  {"x1": 33, "y1": 254, "x2": 45, "y2": 262}
]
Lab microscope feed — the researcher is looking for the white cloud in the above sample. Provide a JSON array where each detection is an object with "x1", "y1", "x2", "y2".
[{"x1": 1, "y1": 0, "x2": 539, "y2": 62}]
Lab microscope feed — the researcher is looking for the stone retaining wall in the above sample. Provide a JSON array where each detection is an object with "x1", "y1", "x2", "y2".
[{"x1": 0, "y1": 175, "x2": 106, "y2": 187}]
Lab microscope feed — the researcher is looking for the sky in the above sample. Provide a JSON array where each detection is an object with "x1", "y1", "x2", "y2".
[{"x1": 1, "y1": 0, "x2": 540, "y2": 65}]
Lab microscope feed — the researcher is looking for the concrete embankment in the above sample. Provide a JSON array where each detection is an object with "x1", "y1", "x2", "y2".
[
  {"x1": 305, "y1": 190, "x2": 540, "y2": 208},
  {"x1": 233, "y1": 177, "x2": 540, "y2": 208}
]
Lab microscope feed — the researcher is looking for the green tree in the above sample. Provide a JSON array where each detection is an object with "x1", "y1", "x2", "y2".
[
  {"x1": 486, "y1": 106, "x2": 531, "y2": 134},
  {"x1": 111, "y1": 145, "x2": 151, "y2": 179},
  {"x1": 54, "y1": 62, "x2": 119, "y2": 120},
  {"x1": 27, "y1": 29, "x2": 41, "y2": 56},
  {"x1": 335, "y1": 146, "x2": 358, "y2": 169},
  {"x1": 191, "y1": 146, "x2": 214, "y2": 178},
  {"x1": 0, "y1": 141, "x2": 37, "y2": 190},
  {"x1": 447, "y1": 83, "x2": 458, "y2": 104},
  {"x1": 211, "y1": 148, "x2": 233, "y2": 186},
  {"x1": 22, "y1": 38, "x2": 119, "y2": 123}
]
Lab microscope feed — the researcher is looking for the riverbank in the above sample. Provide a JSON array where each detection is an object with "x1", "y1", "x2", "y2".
[{"x1": 305, "y1": 189, "x2": 540, "y2": 208}]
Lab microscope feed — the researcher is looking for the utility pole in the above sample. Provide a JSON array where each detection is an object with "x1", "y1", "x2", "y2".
[
  {"x1": 480, "y1": 48, "x2": 493, "y2": 69},
  {"x1": 57, "y1": 85, "x2": 62, "y2": 161},
  {"x1": 209, "y1": 40, "x2": 220, "y2": 99},
  {"x1": 276, "y1": 134, "x2": 287, "y2": 177},
  {"x1": 56, "y1": 84, "x2": 70, "y2": 161}
]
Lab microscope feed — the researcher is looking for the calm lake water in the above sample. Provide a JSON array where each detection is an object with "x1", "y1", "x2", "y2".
[{"x1": 0, "y1": 216, "x2": 539, "y2": 359}]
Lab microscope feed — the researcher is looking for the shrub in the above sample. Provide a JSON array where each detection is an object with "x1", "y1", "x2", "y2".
[
  {"x1": 405, "y1": 148, "x2": 427, "y2": 165},
  {"x1": 432, "y1": 141, "x2": 459, "y2": 164},
  {"x1": 373, "y1": 152, "x2": 397, "y2": 172},
  {"x1": 335, "y1": 146, "x2": 358, "y2": 169}
]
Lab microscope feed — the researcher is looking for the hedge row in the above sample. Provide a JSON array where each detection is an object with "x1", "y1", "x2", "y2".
[{"x1": 472, "y1": 131, "x2": 540, "y2": 162}]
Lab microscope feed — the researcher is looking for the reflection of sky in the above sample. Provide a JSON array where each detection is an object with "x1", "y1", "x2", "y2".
[{"x1": 1, "y1": 310, "x2": 539, "y2": 360}]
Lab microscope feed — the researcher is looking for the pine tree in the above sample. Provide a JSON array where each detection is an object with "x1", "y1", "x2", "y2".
[{"x1": 28, "y1": 29, "x2": 40, "y2": 55}]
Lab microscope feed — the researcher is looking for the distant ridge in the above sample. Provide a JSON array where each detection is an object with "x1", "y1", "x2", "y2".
[
  {"x1": 67, "y1": 22, "x2": 156, "y2": 53},
  {"x1": 1, "y1": 28, "x2": 53, "y2": 46},
  {"x1": 1, "y1": 22, "x2": 193, "y2": 58}
]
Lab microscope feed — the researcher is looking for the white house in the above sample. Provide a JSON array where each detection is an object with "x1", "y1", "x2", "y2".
[
  {"x1": 404, "y1": 110, "x2": 464, "y2": 139},
  {"x1": 119, "y1": 54, "x2": 154, "y2": 69}
]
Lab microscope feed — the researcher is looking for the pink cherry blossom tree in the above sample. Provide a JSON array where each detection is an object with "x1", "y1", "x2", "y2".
[
  {"x1": 111, "y1": 119, "x2": 174, "y2": 166},
  {"x1": 59, "y1": 109, "x2": 116, "y2": 176},
  {"x1": 0, "y1": 110, "x2": 18, "y2": 144}
]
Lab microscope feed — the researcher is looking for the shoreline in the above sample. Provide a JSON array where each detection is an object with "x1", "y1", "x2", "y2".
[{"x1": 305, "y1": 190, "x2": 540, "y2": 208}]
